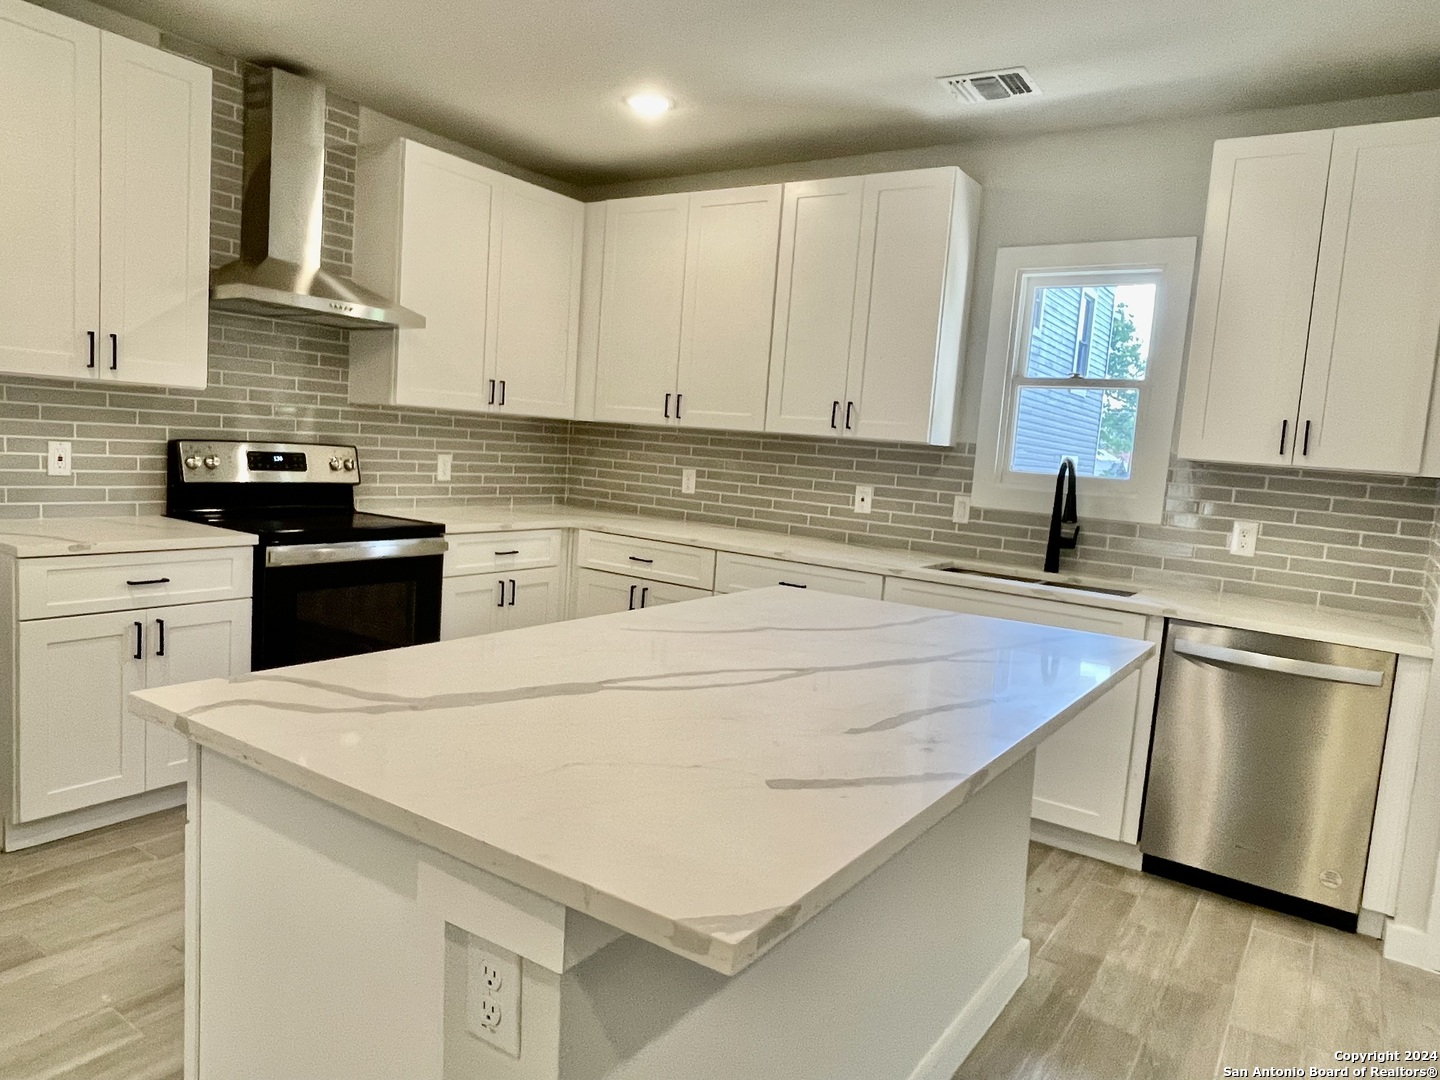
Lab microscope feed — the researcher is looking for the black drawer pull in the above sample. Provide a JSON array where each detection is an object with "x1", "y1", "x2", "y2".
[
  {"x1": 1302, "y1": 419, "x2": 1311, "y2": 456},
  {"x1": 87, "y1": 330, "x2": 96, "y2": 369},
  {"x1": 830, "y1": 400, "x2": 839, "y2": 429},
  {"x1": 125, "y1": 577, "x2": 171, "y2": 586},
  {"x1": 498, "y1": 380, "x2": 506, "y2": 406},
  {"x1": 664, "y1": 393, "x2": 671, "y2": 419},
  {"x1": 845, "y1": 401, "x2": 855, "y2": 430},
  {"x1": 627, "y1": 556, "x2": 654, "y2": 564},
  {"x1": 778, "y1": 581, "x2": 808, "y2": 589},
  {"x1": 494, "y1": 550, "x2": 520, "y2": 556},
  {"x1": 109, "y1": 333, "x2": 118, "y2": 370},
  {"x1": 488, "y1": 379, "x2": 496, "y2": 405},
  {"x1": 156, "y1": 619, "x2": 165, "y2": 657},
  {"x1": 675, "y1": 393, "x2": 682, "y2": 419},
  {"x1": 496, "y1": 580, "x2": 505, "y2": 607},
  {"x1": 508, "y1": 578, "x2": 517, "y2": 606},
  {"x1": 628, "y1": 584, "x2": 637, "y2": 610},
  {"x1": 133, "y1": 621, "x2": 143, "y2": 660},
  {"x1": 1279, "y1": 418, "x2": 1288, "y2": 456},
  {"x1": 640, "y1": 586, "x2": 649, "y2": 608}
]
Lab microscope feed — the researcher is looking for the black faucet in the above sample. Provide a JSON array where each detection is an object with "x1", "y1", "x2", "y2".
[{"x1": 1044, "y1": 460, "x2": 1079, "y2": 574}]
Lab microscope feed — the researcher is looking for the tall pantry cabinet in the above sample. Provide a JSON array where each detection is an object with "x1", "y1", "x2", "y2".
[{"x1": 0, "y1": 0, "x2": 211, "y2": 389}]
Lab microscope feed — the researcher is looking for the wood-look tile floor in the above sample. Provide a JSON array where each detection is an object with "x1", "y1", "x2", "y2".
[{"x1": 2, "y1": 813, "x2": 1439, "y2": 1079}]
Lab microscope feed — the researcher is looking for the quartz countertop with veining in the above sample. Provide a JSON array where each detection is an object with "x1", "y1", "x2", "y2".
[
  {"x1": 360, "y1": 502, "x2": 1434, "y2": 657},
  {"x1": 0, "y1": 515, "x2": 258, "y2": 558},
  {"x1": 130, "y1": 588, "x2": 1152, "y2": 975}
]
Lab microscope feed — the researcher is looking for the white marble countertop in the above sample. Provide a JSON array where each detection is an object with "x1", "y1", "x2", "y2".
[
  {"x1": 362, "y1": 502, "x2": 1434, "y2": 658},
  {"x1": 0, "y1": 516, "x2": 258, "y2": 558},
  {"x1": 131, "y1": 588, "x2": 1152, "y2": 975}
]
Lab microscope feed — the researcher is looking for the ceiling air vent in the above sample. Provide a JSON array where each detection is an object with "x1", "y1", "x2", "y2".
[{"x1": 938, "y1": 67, "x2": 1039, "y2": 104}]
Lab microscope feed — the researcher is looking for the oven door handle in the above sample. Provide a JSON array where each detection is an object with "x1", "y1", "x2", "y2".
[{"x1": 265, "y1": 537, "x2": 449, "y2": 567}]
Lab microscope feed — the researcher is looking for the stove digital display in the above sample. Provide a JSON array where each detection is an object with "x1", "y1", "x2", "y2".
[{"x1": 246, "y1": 451, "x2": 308, "y2": 472}]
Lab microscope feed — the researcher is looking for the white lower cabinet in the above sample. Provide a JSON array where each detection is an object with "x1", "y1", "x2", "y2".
[
  {"x1": 16, "y1": 597, "x2": 249, "y2": 822},
  {"x1": 712, "y1": 551, "x2": 883, "y2": 598},
  {"x1": 572, "y1": 568, "x2": 710, "y2": 619},
  {"x1": 441, "y1": 566, "x2": 562, "y2": 640},
  {"x1": 882, "y1": 577, "x2": 1157, "y2": 843}
]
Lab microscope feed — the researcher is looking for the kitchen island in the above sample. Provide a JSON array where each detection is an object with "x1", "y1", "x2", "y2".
[{"x1": 130, "y1": 588, "x2": 1152, "y2": 1080}]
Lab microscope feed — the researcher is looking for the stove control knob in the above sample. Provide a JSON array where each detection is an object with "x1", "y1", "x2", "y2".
[
  {"x1": 329, "y1": 457, "x2": 342, "y2": 471},
  {"x1": 342, "y1": 458, "x2": 356, "y2": 472},
  {"x1": 203, "y1": 455, "x2": 220, "y2": 470},
  {"x1": 183, "y1": 455, "x2": 200, "y2": 470}
]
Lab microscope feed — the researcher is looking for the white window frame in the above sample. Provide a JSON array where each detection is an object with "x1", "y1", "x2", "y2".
[{"x1": 973, "y1": 237, "x2": 1197, "y2": 525}]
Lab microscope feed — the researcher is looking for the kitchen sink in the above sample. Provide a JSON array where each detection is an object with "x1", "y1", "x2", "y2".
[{"x1": 925, "y1": 564, "x2": 1139, "y2": 598}]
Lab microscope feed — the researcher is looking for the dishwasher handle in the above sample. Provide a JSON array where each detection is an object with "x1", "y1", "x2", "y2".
[{"x1": 1172, "y1": 638, "x2": 1384, "y2": 686}]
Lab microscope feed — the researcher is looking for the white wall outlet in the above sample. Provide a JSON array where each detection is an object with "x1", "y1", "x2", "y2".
[
  {"x1": 465, "y1": 938, "x2": 520, "y2": 1058},
  {"x1": 436, "y1": 453, "x2": 453, "y2": 482},
  {"x1": 951, "y1": 495, "x2": 971, "y2": 524},
  {"x1": 854, "y1": 485, "x2": 874, "y2": 514},
  {"x1": 47, "y1": 441, "x2": 72, "y2": 477},
  {"x1": 681, "y1": 468, "x2": 696, "y2": 494},
  {"x1": 1228, "y1": 520, "x2": 1259, "y2": 557}
]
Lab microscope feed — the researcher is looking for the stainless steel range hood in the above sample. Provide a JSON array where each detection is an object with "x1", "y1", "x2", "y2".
[{"x1": 210, "y1": 68, "x2": 424, "y2": 330}]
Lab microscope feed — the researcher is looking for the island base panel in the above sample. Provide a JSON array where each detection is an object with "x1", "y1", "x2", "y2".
[{"x1": 188, "y1": 748, "x2": 1034, "y2": 1080}]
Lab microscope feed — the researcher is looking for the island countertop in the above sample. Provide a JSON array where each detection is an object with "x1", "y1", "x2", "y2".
[{"x1": 130, "y1": 588, "x2": 1152, "y2": 974}]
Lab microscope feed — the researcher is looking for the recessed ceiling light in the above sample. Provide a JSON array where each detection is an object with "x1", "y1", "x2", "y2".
[{"x1": 625, "y1": 92, "x2": 674, "y2": 118}]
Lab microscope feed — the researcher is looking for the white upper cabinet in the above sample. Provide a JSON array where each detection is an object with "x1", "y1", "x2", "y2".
[
  {"x1": 593, "y1": 194, "x2": 691, "y2": 426},
  {"x1": 1180, "y1": 118, "x2": 1440, "y2": 474},
  {"x1": 0, "y1": 0, "x2": 209, "y2": 389},
  {"x1": 591, "y1": 186, "x2": 782, "y2": 431},
  {"x1": 99, "y1": 33, "x2": 212, "y2": 389},
  {"x1": 767, "y1": 167, "x2": 980, "y2": 446},
  {"x1": 350, "y1": 138, "x2": 583, "y2": 419},
  {"x1": 1299, "y1": 118, "x2": 1440, "y2": 473}
]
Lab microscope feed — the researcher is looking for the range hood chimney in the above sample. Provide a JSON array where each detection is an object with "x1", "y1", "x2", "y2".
[{"x1": 210, "y1": 68, "x2": 424, "y2": 330}]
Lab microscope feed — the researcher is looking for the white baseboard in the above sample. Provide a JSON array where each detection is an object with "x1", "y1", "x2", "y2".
[
  {"x1": 1031, "y1": 818, "x2": 1142, "y2": 870},
  {"x1": 1384, "y1": 922, "x2": 1440, "y2": 974},
  {"x1": 909, "y1": 938, "x2": 1030, "y2": 1080},
  {"x1": 3, "y1": 784, "x2": 186, "y2": 851}
]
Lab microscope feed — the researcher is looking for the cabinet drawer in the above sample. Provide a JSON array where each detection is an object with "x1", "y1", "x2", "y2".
[
  {"x1": 17, "y1": 547, "x2": 253, "y2": 621},
  {"x1": 575, "y1": 531, "x2": 715, "y2": 589},
  {"x1": 713, "y1": 552, "x2": 883, "y2": 599},
  {"x1": 444, "y1": 530, "x2": 562, "y2": 577}
]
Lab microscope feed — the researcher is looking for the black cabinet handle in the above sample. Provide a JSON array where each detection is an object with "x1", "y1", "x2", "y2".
[
  {"x1": 156, "y1": 619, "x2": 165, "y2": 657},
  {"x1": 1302, "y1": 420, "x2": 1311, "y2": 456},
  {"x1": 125, "y1": 577, "x2": 170, "y2": 586},
  {"x1": 845, "y1": 401, "x2": 855, "y2": 430},
  {"x1": 494, "y1": 550, "x2": 519, "y2": 556},
  {"x1": 109, "y1": 333, "x2": 118, "y2": 371},
  {"x1": 496, "y1": 580, "x2": 505, "y2": 607},
  {"x1": 1279, "y1": 418, "x2": 1288, "y2": 456},
  {"x1": 628, "y1": 583, "x2": 637, "y2": 610},
  {"x1": 488, "y1": 379, "x2": 496, "y2": 405},
  {"x1": 664, "y1": 393, "x2": 671, "y2": 419},
  {"x1": 778, "y1": 581, "x2": 808, "y2": 589},
  {"x1": 675, "y1": 393, "x2": 682, "y2": 419},
  {"x1": 640, "y1": 586, "x2": 649, "y2": 608},
  {"x1": 830, "y1": 400, "x2": 839, "y2": 429},
  {"x1": 627, "y1": 556, "x2": 654, "y2": 564},
  {"x1": 87, "y1": 330, "x2": 96, "y2": 369},
  {"x1": 508, "y1": 578, "x2": 517, "y2": 606},
  {"x1": 133, "y1": 621, "x2": 143, "y2": 660},
  {"x1": 498, "y1": 380, "x2": 506, "y2": 406}
]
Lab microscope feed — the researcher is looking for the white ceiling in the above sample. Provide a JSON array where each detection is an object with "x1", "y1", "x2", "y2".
[{"x1": 99, "y1": 0, "x2": 1440, "y2": 186}]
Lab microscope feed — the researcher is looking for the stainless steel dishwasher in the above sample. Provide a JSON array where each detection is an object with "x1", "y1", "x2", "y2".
[{"x1": 1140, "y1": 620, "x2": 1394, "y2": 926}]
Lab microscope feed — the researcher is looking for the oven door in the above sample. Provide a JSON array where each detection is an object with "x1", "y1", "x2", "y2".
[{"x1": 254, "y1": 538, "x2": 446, "y2": 671}]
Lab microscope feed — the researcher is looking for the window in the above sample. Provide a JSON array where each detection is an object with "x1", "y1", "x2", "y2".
[{"x1": 973, "y1": 238, "x2": 1197, "y2": 524}]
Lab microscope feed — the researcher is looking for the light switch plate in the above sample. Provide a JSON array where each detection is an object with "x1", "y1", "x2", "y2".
[
  {"x1": 951, "y1": 496, "x2": 970, "y2": 524},
  {"x1": 681, "y1": 468, "x2": 696, "y2": 494},
  {"x1": 436, "y1": 453, "x2": 453, "y2": 482},
  {"x1": 854, "y1": 485, "x2": 874, "y2": 514},
  {"x1": 1228, "y1": 520, "x2": 1258, "y2": 557},
  {"x1": 47, "y1": 441, "x2": 72, "y2": 477}
]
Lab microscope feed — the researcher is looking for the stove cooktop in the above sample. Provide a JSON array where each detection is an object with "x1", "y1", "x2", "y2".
[{"x1": 173, "y1": 508, "x2": 445, "y2": 546}]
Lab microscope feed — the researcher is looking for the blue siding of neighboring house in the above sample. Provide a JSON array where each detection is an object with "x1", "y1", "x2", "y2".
[{"x1": 1012, "y1": 286, "x2": 1116, "y2": 475}]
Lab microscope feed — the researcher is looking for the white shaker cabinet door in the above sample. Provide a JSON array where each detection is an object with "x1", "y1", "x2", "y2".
[
  {"x1": 1297, "y1": 117, "x2": 1440, "y2": 474},
  {"x1": 593, "y1": 194, "x2": 689, "y2": 425},
  {"x1": 675, "y1": 185, "x2": 782, "y2": 431},
  {"x1": 846, "y1": 168, "x2": 968, "y2": 445},
  {"x1": 99, "y1": 32, "x2": 211, "y2": 390},
  {"x1": 143, "y1": 599, "x2": 251, "y2": 791},
  {"x1": 1178, "y1": 130, "x2": 1333, "y2": 466},
  {"x1": 398, "y1": 143, "x2": 498, "y2": 412},
  {"x1": 17, "y1": 609, "x2": 145, "y2": 822},
  {"x1": 489, "y1": 181, "x2": 584, "y2": 419},
  {"x1": 571, "y1": 568, "x2": 641, "y2": 620},
  {"x1": 0, "y1": 0, "x2": 100, "y2": 380},
  {"x1": 766, "y1": 177, "x2": 865, "y2": 438},
  {"x1": 442, "y1": 567, "x2": 563, "y2": 639}
]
